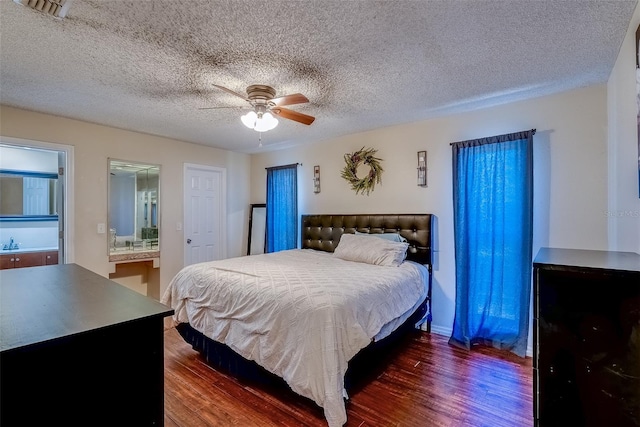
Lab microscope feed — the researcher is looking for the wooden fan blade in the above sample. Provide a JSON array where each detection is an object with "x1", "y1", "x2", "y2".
[
  {"x1": 271, "y1": 93, "x2": 309, "y2": 107},
  {"x1": 273, "y1": 107, "x2": 315, "y2": 125},
  {"x1": 212, "y1": 84, "x2": 249, "y2": 101}
]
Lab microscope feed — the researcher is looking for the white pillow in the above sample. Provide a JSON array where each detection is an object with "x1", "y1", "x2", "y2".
[{"x1": 333, "y1": 233, "x2": 408, "y2": 267}]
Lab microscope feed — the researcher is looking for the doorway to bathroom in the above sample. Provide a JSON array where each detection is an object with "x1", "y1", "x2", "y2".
[{"x1": 0, "y1": 137, "x2": 74, "y2": 266}]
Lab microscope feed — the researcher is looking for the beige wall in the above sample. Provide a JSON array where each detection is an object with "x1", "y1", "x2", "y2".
[
  {"x1": 1, "y1": 69, "x2": 624, "y2": 339},
  {"x1": 607, "y1": 2, "x2": 640, "y2": 253},
  {"x1": 250, "y1": 84, "x2": 609, "y2": 337},
  {"x1": 0, "y1": 105, "x2": 251, "y2": 298}
]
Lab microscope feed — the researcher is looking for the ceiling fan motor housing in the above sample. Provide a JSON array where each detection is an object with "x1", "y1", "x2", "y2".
[{"x1": 246, "y1": 85, "x2": 276, "y2": 104}]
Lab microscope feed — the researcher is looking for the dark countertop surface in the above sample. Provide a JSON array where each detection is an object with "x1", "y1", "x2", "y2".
[
  {"x1": 0, "y1": 263, "x2": 173, "y2": 352},
  {"x1": 534, "y1": 247, "x2": 640, "y2": 273}
]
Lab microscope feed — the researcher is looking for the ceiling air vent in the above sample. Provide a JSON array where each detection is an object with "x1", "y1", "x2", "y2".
[{"x1": 13, "y1": 0, "x2": 72, "y2": 19}]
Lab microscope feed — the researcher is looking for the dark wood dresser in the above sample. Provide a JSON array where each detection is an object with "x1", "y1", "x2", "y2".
[
  {"x1": 533, "y1": 248, "x2": 640, "y2": 427},
  {"x1": 0, "y1": 263, "x2": 174, "y2": 427}
]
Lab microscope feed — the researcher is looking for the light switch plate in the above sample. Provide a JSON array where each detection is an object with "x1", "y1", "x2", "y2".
[{"x1": 97, "y1": 223, "x2": 106, "y2": 234}]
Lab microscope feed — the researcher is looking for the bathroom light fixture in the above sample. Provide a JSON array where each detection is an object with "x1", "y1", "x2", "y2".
[{"x1": 241, "y1": 105, "x2": 278, "y2": 132}]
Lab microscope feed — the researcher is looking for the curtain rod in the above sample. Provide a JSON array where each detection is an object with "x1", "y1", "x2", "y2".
[
  {"x1": 450, "y1": 129, "x2": 536, "y2": 146},
  {"x1": 265, "y1": 162, "x2": 301, "y2": 171}
]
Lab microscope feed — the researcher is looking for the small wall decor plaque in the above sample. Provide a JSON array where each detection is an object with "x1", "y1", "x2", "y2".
[
  {"x1": 313, "y1": 165, "x2": 321, "y2": 193},
  {"x1": 341, "y1": 146, "x2": 383, "y2": 195},
  {"x1": 417, "y1": 151, "x2": 427, "y2": 187}
]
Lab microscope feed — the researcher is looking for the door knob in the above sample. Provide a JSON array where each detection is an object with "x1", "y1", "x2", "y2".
[{"x1": 187, "y1": 239, "x2": 192, "y2": 244}]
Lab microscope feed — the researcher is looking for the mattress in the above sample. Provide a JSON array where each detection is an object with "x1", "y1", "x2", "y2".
[{"x1": 162, "y1": 248, "x2": 428, "y2": 427}]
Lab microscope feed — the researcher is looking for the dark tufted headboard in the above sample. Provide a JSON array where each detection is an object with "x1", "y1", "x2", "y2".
[{"x1": 301, "y1": 214, "x2": 433, "y2": 265}]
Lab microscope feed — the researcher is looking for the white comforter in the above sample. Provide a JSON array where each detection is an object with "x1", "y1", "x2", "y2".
[{"x1": 162, "y1": 249, "x2": 428, "y2": 427}]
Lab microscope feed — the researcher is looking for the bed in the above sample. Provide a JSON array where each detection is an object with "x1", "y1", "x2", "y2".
[{"x1": 162, "y1": 214, "x2": 433, "y2": 427}]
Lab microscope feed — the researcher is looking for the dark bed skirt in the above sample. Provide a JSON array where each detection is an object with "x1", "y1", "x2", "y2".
[{"x1": 175, "y1": 299, "x2": 429, "y2": 395}]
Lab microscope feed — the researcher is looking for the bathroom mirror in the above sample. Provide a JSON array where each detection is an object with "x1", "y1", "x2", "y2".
[
  {"x1": 0, "y1": 171, "x2": 58, "y2": 219},
  {"x1": 247, "y1": 203, "x2": 266, "y2": 255},
  {"x1": 108, "y1": 159, "x2": 160, "y2": 255}
]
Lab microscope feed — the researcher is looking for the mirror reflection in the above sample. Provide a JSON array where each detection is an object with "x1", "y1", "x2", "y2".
[
  {"x1": 108, "y1": 160, "x2": 160, "y2": 254},
  {"x1": 0, "y1": 172, "x2": 58, "y2": 217}
]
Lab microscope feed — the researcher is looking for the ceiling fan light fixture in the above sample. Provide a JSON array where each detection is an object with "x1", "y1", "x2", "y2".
[
  {"x1": 254, "y1": 112, "x2": 278, "y2": 132},
  {"x1": 241, "y1": 111, "x2": 258, "y2": 128},
  {"x1": 241, "y1": 110, "x2": 278, "y2": 132},
  {"x1": 211, "y1": 84, "x2": 313, "y2": 130}
]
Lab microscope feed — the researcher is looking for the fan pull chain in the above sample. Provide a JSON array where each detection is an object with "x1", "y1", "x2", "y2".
[{"x1": 258, "y1": 132, "x2": 262, "y2": 148}]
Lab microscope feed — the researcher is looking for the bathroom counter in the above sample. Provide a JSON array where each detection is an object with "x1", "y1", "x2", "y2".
[
  {"x1": 1, "y1": 246, "x2": 58, "y2": 254},
  {"x1": 108, "y1": 250, "x2": 160, "y2": 273},
  {"x1": 109, "y1": 250, "x2": 160, "y2": 262}
]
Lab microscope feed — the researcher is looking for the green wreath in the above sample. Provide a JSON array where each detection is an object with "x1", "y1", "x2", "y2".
[{"x1": 341, "y1": 147, "x2": 384, "y2": 195}]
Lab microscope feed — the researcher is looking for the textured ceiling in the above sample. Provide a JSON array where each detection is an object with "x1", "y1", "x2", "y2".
[{"x1": 0, "y1": 0, "x2": 637, "y2": 153}]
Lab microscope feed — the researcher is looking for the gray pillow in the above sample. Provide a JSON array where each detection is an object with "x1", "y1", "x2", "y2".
[
  {"x1": 334, "y1": 234, "x2": 408, "y2": 267},
  {"x1": 354, "y1": 230, "x2": 407, "y2": 243}
]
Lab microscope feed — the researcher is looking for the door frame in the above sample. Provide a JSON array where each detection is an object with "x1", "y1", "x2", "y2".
[
  {"x1": 0, "y1": 136, "x2": 75, "y2": 264},
  {"x1": 183, "y1": 163, "x2": 227, "y2": 266}
]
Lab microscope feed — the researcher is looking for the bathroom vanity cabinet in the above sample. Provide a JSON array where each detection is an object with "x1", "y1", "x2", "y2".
[{"x1": 0, "y1": 250, "x2": 58, "y2": 269}]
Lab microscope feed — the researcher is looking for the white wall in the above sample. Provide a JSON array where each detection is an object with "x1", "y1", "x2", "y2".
[
  {"x1": 0, "y1": 221, "x2": 58, "y2": 250},
  {"x1": 250, "y1": 84, "x2": 609, "y2": 337},
  {"x1": 0, "y1": 105, "x2": 251, "y2": 298},
  {"x1": 607, "y1": 3, "x2": 640, "y2": 254}
]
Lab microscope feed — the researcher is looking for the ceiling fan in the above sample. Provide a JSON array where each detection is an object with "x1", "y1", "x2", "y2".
[{"x1": 201, "y1": 84, "x2": 315, "y2": 132}]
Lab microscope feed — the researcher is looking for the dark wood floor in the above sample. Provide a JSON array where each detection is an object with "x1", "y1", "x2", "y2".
[{"x1": 164, "y1": 327, "x2": 533, "y2": 426}]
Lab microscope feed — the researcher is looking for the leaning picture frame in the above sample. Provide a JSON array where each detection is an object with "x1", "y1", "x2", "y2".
[{"x1": 636, "y1": 24, "x2": 640, "y2": 197}]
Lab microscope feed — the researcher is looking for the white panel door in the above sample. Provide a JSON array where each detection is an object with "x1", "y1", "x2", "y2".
[
  {"x1": 22, "y1": 177, "x2": 49, "y2": 215},
  {"x1": 183, "y1": 164, "x2": 227, "y2": 266}
]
